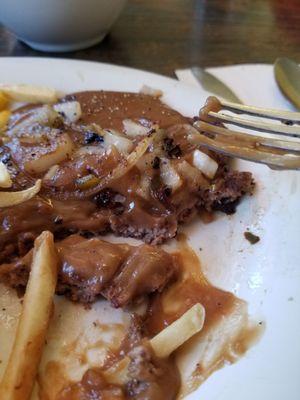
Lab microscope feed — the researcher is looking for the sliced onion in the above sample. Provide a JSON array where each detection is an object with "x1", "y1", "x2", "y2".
[
  {"x1": 193, "y1": 149, "x2": 218, "y2": 179},
  {"x1": 176, "y1": 160, "x2": 207, "y2": 190},
  {"x1": 0, "y1": 84, "x2": 57, "y2": 104},
  {"x1": 24, "y1": 132, "x2": 74, "y2": 174},
  {"x1": 72, "y1": 135, "x2": 153, "y2": 198},
  {"x1": 75, "y1": 174, "x2": 100, "y2": 190},
  {"x1": 140, "y1": 85, "x2": 163, "y2": 98},
  {"x1": 53, "y1": 101, "x2": 82, "y2": 123},
  {"x1": 43, "y1": 164, "x2": 59, "y2": 181},
  {"x1": 74, "y1": 145, "x2": 106, "y2": 157},
  {"x1": 8, "y1": 105, "x2": 59, "y2": 137},
  {"x1": 136, "y1": 175, "x2": 151, "y2": 199},
  {"x1": 160, "y1": 158, "x2": 182, "y2": 190},
  {"x1": 104, "y1": 136, "x2": 152, "y2": 186},
  {"x1": 123, "y1": 119, "x2": 150, "y2": 137},
  {"x1": 0, "y1": 179, "x2": 41, "y2": 208},
  {"x1": 0, "y1": 161, "x2": 12, "y2": 188},
  {"x1": 104, "y1": 129, "x2": 133, "y2": 154}
]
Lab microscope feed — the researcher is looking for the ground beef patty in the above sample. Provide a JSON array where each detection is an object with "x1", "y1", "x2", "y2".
[{"x1": 0, "y1": 90, "x2": 254, "y2": 257}]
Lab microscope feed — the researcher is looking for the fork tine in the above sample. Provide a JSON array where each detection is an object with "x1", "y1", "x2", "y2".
[
  {"x1": 220, "y1": 99, "x2": 300, "y2": 123},
  {"x1": 188, "y1": 129, "x2": 300, "y2": 170},
  {"x1": 208, "y1": 111, "x2": 300, "y2": 137},
  {"x1": 194, "y1": 120, "x2": 300, "y2": 153}
]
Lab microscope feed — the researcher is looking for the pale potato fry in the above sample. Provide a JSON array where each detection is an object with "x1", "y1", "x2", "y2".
[
  {"x1": 0, "y1": 179, "x2": 41, "y2": 208},
  {"x1": 0, "y1": 161, "x2": 12, "y2": 188},
  {"x1": 0, "y1": 91, "x2": 9, "y2": 110},
  {"x1": 0, "y1": 109, "x2": 11, "y2": 130},
  {"x1": 150, "y1": 303, "x2": 205, "y2": 358},
  {"x1": 0, "y1": 231, "x2": 58, "y2": 400},
  {"x1": 0, "y1": 84, "x2": 57, "y2": 104}
]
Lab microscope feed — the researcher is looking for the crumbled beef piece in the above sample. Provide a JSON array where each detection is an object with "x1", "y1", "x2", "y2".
[
  {"x1": 199, "y1": 171, "x2": 254, "y2": 214},
  {"x1": 57, "y1": 369, "x2": 125, "y2": 400},
  {"x1": 52, "y1": 117, "x2": 65, "y2": 129},
  {"x1": 17, "y1": 232, "x2": 36, "y2": 257},
  {"x1": 212, "y1": 198, "x2": 239, "y2": 215},
  {"x1": 54, "y1": 216, "x2": 63, "y2": 225},
  {"x1": 163, "y1": 138, "x2": 182, "y2": 158},
  {"x1": 94, "y1": 189, "x2": 125, "y2": 215},
  {"x1": 155, "y1": 186, "x2": 172, "y2": 205},
  {"x1": 150, "y1": 175, "x2": 173, "y2": 208},
  {"x1": 126, "y1": 343, "x2": 180, "y2": 400},
  {"x1": 116, "y1": 315, "x2": 145, "y2": 359},
  {"x1": 244, "y1": 231, "x2": 260, "y2": 244},
  {"x1": 151, "y1": 156, "x2": 160, "y2": 169}
]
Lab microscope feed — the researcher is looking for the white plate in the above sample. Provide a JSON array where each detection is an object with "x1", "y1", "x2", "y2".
[{"x1": 0, "y1": 58, "x2": 299, "y2": 400}]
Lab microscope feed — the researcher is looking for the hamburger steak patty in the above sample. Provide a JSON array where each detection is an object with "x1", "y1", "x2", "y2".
[{"x1": 0, "y1": 90, "x2": 254, "y2": 261}]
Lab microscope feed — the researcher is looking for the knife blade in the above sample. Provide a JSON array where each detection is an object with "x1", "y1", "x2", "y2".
[{"x1": 190, "y1": 66, "x2": 242, "y2": 104}]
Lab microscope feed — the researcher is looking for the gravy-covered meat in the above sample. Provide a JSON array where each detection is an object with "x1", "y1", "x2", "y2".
[
  {"x1": 126, "y1": 343, "x2": 180, "y2": 400},
  {"x1": 57, "y1": 369, "x2": 125, "y2": 400},
  {"x1": 0, "y1": 235, "x2": 178, "y2": 307},
  {"x1": 0, "y1": 90, "x2": 254, "y2": 253},
  {"x1": 57, "y1": 342, "x2": 180, "y2": 400}
]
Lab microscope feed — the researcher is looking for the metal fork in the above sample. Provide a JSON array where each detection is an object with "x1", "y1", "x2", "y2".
[{"x1": 191, "y1": 97, "x2": 300, "y2": 170}]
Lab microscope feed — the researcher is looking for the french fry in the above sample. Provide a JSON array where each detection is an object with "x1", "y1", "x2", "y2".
[
  {"x1": 0, "y1": 91, "x2": 9, "y2": 110},
  {"x1": 0, "y1": 231, "x2": 58, "y2": 400},
  {"x1": 150, "y1": 303, "x2": 205, "y2": 358},
  {"x1": 0, "y1": 84, "x2": 57, "y2": 104},
  {"x1": 0, "y1": 109, "x2": 11, "y2": 130}
]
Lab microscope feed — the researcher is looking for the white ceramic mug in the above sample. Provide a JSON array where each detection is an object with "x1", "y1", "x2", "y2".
[{"x1": 0, "y1": 0, "x2": 127, "y2": 52}]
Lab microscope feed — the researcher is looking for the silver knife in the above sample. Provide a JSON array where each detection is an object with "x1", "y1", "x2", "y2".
[{"x1": 184, "y1": 66, "x2": 242, "y2": 104}]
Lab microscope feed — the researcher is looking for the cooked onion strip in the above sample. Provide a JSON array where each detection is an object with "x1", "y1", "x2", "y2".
[
  {"x1": 123, "y1": 119, "x2": 150, "y2": 137},
  {"x1": 160, "y1": 158, "x2": 182, "y2": 190},
  {"x1": 0, "y1": 179, "x2": 41, "y2": 208},
  {"x1": 104, "y1": 129, "x2": 133, "y2": 154},
  {"x1": 68, "y1": 135, "x2": 153, "y2": 199},
  {"x1": 24, "y1": 133, "x2": 74, "y2": 174},
  {"x1": 0, "y1": 161, "x2": 12, "y2": 188},
  {"x1": 8, "y1": 106, "x2": 59, "y2": 137},
  {"x1": 0, "y1": 231, "x2": 58, "y2": 400}
]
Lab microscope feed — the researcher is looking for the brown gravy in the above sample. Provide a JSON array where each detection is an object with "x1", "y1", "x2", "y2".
[
  {"x1": 68, "y1": 91, "x2": 189, "y2": 132},
  {"x1": 146, "y1": 236, "x2": 237, "y2": 336},
  {"x1": 36, "y1": 238, "x2": 261, "y2": 400}
]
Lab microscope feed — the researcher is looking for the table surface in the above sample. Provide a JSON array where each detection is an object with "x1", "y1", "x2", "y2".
[{"x1": 1, "y1": 0, "x2": 300, "y2": 77}]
